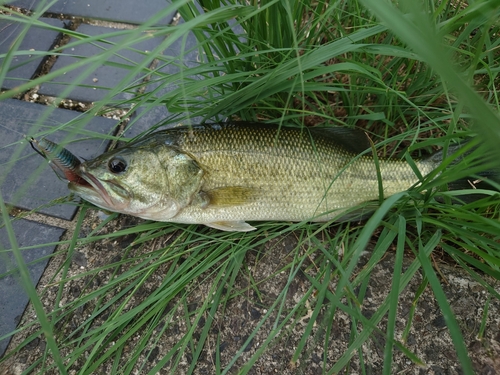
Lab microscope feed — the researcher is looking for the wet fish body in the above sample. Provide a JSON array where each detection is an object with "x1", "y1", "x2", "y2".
[{"x1": 53, "y1": 122, "x2": 440, "y2": 231}]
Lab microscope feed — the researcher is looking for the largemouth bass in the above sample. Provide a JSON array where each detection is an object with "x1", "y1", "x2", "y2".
[{"x1": 35, "y1": 122, "x2": 449, "y2": 231}]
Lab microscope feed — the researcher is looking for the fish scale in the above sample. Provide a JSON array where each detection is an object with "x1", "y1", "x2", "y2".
[{"x1": 156, "y1": 123, "x2": 436, "y2": 226}]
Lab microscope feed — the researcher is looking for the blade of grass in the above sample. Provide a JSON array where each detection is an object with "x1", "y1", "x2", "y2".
[{"x1": 416, "y1": 230, "x2": 474, "y2": 374}]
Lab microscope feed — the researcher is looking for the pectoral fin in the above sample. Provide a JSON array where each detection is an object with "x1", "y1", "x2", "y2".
[
  {"x1": 205, "y1": 220, "x2": 256, "y2": 232},
  {"x1": 206, "y1": 186, "x2": 255, "y2": 207}
]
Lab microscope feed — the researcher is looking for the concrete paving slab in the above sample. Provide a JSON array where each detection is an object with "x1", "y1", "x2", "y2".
[
  {"x1": 0, "y1": 218, "x2": 65, "y2": 357},
  {"x1": 38, "y1": 24, "x2": 166, "y2": 103},
  {"x1": 0, "y1": 98, "x2": 117, "y2": 219},
  {"x1": 0, "y1": 17, "x2": 64, "y2": 90},
  {"x1": 9, "y1": 0, "x2": 176, "y2": 26}
]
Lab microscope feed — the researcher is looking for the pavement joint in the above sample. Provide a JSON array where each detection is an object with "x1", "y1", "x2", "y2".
[{"x1": 7, "y1": 207, "x2": 76, "y2": 231}]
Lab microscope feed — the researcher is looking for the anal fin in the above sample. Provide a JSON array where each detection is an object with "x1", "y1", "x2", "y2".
[{"x1": 205, "y1": 221, "x2": 256, "y2": 232}]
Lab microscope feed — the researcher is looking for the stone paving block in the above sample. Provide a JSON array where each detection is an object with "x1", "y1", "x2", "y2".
[
  {"x1": 124, "y1": 15, "x2": 246, "y2": 138},
  {"x1": 125, "y1": 107, "x2": 204, "y2": 140},
  {"x1": 9, "y1": 0, "x2": 175, "y2": 26},
  {"x1": 0, "y1": 98, "x2": 117, "y2": 219},
  {"x1": 0, "y1": 218, "x2": 65, "y2": 358},
  {"x1": 38, "y1": 24, "x2": 167, "y2": 103},
  {"x1": 0, "y1": 17, "x2": 64, "y2": 90},
  {"x1": 125, "y1": 30, "x2": 204, "y2": 138}
]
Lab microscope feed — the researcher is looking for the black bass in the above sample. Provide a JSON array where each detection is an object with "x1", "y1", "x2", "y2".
[{"x1": 35, "y1": 122, "x2": 452, "y2": 231}]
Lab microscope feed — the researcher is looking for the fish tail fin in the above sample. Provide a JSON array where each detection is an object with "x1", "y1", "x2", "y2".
[
  {"x1": 446, "y1": 169, "x2": 500, "y2": 203},
  {"x1": 429, "y1": 140, "x2": 500, "y2": 202},
  {"x1": 424, "y1": 140, "x2": 471, "y2": 167}
]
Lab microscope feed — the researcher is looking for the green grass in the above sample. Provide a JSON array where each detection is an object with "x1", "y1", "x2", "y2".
[{"x1": 1, "y1": 0, "x2": 500, "y2": 373}]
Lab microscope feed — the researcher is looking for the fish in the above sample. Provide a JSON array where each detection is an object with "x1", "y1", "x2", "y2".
[{"x1": 34, "y1": 122, "x2": 462, "y2": 232}]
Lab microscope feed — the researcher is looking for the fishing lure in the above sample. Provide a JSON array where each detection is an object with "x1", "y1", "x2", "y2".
[{"x1": 30, "y1": 137, "x2": 83, "y2": 183}]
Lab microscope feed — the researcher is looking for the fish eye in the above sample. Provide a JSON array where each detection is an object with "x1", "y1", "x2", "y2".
[{"x1": 108, "y1": 157, "x2": 127, "y2": 174}]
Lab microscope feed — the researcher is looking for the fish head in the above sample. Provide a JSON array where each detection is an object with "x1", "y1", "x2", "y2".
[{"x1": 69, "y1": 143, "x2": 204, "y2": 221}]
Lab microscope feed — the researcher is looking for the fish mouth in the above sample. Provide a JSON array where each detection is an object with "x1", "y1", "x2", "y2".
[{"x1": 68, "y1": 167, "x2": 115, "y2": 208}]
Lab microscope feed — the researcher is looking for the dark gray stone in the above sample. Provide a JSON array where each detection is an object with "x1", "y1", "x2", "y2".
[
  {"x1": 0, "y1": 218, "x2": 65, "y2": 357},
  {"x1": 0, "y1": 98, "x2": 117, "y2": 219},
  {"x1": 38, "y1": 24, "x2": 167, "y2": 103},
  {"x1": 0, "y1": 17, "x2": 64, "y2": 90},
  {"x1": 9, "y1": 0, "x2": 175, "y2": 26},
  {"x1": 124, "y1": 14, "x2": 246, "y2": 138},
  {"x1": 124, "y1": 30, "x2": 204, "y2": 138}
]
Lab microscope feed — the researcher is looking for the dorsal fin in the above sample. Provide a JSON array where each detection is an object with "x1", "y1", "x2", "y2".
[{"x1": 308, "y1": 126, "x2": 371, "y2": 155}]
